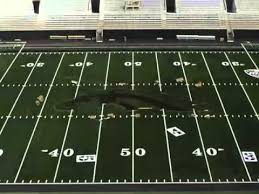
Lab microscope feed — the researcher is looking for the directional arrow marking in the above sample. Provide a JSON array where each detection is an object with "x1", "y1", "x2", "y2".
[
  {"x1": 86, "y1": 62, "x2": 93, "y2": 67},
  {"x1": 167, "y1": 127, "x2": 186, "y2": 137}
]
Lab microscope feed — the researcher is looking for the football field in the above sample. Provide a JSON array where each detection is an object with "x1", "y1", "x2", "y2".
[{"x1": 0, "y1": 43, "x2": 259, "y2": 191}]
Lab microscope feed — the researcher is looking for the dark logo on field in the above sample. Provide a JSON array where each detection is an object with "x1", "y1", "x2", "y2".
[{"x1": 244, "y1": 69, "x2": 259, "y2": 79}]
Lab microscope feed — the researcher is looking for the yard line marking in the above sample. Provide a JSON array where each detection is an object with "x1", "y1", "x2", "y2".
[
  {"x1": 0, "y1": 53, "x2": 42, "y2": 136},
  {"x1": 157, "y1": 53, "x2": 174, "y2": 182},
  {"x1": 73, "y1": 53, "x2": 88, "y2": 98},
  {"x1": 14, "y1": 53, "x2": 65, "y2": 183},
  {"x1": 131, "y1": 110, "x2": 135, "y2": 182},
  {"x1": 241, "y1": 43, "x2": 259, "y2": 69},
  {"x1": 53, "y1": 52, "x2": 88, "y2": 182},
  {"x1": 178, "y1": 53, "x2": 192, "y2": 101},
  {"x1": 224, "y1": 52, "x2": 259, "y2": 120},
  {"x1": 155, "y1": 52, "x2": 162, "y2": 92},
  {"x1": 92, "y1": 103, "x2": 105, "y2": 182},
  {"x1": 162, "y1": 109, "x2": 174, "y2": 182},
  {"x1": 202, "y1": 52, "x2": 252, "y2": 181},
  {"x1": 132, "y1": 52, "x2": 135, "y2": 90},
  {"x1": 92, "y1": 52, "x2": 109, "y2": 181},
  {"x1": 104, "y1": 52, "x2": 111, "y2": 90},
  {"x1": 178, "y1": 52, "x2": 213, "y2": 182},
  {"x1": 0, "y1": 43, "x2": 25, "y2": 83}
]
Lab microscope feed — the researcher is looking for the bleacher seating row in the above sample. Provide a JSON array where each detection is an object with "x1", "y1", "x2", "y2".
[
  {"x1": 0, "y1": 15, "x2": 99, "y2": 31},
  {"x1": 235, "y1": 0, "x2": 259, "y2": 13},
  {"x1": 228, "y1": 13, "x2": 259, "y2": 29}
]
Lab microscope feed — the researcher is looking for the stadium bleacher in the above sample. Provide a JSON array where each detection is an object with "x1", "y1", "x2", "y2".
[
  {"x1": 176, "y1": 0, "x2": 224, "y2": 13},
  {"x1": 0, "y1": 0, "x2": 34, "y2": 16},
  {"x1": 0, "y1": 0, "x2": 258, "y2": 35},
  {"x1": 39, "y1": 0, "x2": 92, "y2": 16},
  {"x1": 235, "y1": 0, "x2": 259, "y2": 13}
]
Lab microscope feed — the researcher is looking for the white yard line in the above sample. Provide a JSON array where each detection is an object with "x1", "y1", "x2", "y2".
[
  {"x1": 156, "y1": 52, "x2": 173, "y2": 182},
  {"x1": 104, "y1": 52, "x2": 111, "y2": 90},
  {"x1": 0, "y1": 43, "x2": 26, "y2": 83},
  {"x1": 132, "y1": 52, "x2": 135, "y2": 91},
  {"x1": 155, "y1": 52, "x2": 163, "y2": 92},
  {"x1": 73, "y1": 53, "x2": 88, "y2": 98},
  {"x1": 241, "y1": 43, "x2": 259, "y2": 69},
  {"x1": 92, "y1": 52, "x2": 110, "y2": 182},
  {"x1": 131, "y1": 52, "x2": 135, "y2": 181},
  {"x1": 131, "y1": 110, "x2": 135, "y2": 182},
  {"x1": 224, "y1": 52, "x2": 259, "y2": 120},
  {"x1": 14, "y1": 53, "x2": 65, "y2": 183},
  {"x1": 53, "y1": 109, "x2": 74, "y2": 182},
  {"x1": 0, "y1": 53, "x2": 42, "y2": 136},
  {"x1": 53, "y1": 52, "x2": 88, "y2": 182},
  {"x1": 178, "y1": 53, "x2": 192, "y2": 101},
  {"x1": 178, "y1": 52, "x2": 213, "y2": 182},
  {"x1": 162, "y1": 108, "x2": 174, "y2": 182},
  {"x1": 92, "y1": 103, "x2": 105, "y2": 182},
  {"x1": 202, "y1": 52, "x2": 252, "y2": 182}
]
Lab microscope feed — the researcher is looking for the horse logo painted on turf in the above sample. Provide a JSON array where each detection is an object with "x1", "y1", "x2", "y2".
[{"x1": 244, "y1": 69, "x2": 259, "y2": 79}]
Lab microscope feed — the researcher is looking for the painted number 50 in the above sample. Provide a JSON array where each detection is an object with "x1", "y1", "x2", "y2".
[{"x1": 120, "y1": 148, "x2": 146, "y2": 157}]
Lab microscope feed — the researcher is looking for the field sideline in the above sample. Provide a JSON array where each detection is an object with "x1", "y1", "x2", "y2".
[{"x1": 0, "y1": 43, "x2": 259, "y2": 191}]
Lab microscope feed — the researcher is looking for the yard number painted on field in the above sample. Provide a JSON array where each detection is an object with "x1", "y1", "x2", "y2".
[
  {"x1": 167, "y1": 127, "x2": 185, "y2": 137},
  {"x1": 76, "y1": 154, "x2": 96, "y2": 163},
  {"x1": 42, "y1": 148, "x2": 74, "y2": 158},
  {"x1": 124, "y1": 62, "x2": 142, "y2": 67},
  {"x1": 120, "y1": 148, "x2": 146, "y2": 157},
  {"x1": 192, "y1": 148, "x2": 224, "y2": 157},
  {"x1": 242, "y1": 151, "x2": 258, "y2": 162},
  {"x1": 173, "y1": 61, "x2": 197, "y2": 67},
  {"x1": 0, "y1": 149, "x2": 3, "y2": 157},
  {"x1": 69, "y1": 62, "x2": 93, "y2": 67},
  {"x1": 221, "y1": 61, "x2": 245, "y2": 66},
  {"x1": 21, "y1": 62, "x2": 45, "y2": 68}
]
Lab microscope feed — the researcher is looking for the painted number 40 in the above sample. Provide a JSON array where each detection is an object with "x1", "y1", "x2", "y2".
[
  {"x1": 47, "y1": 148, "x2": 74, "y2": 158},
  {"x1": 192, "y1": 148, "x2": 224, "y2": 157}
]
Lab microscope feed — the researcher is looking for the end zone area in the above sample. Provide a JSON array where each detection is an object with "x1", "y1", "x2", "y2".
[{"x1": 0, "y1": 44, "x2": 259, "y2": 191}]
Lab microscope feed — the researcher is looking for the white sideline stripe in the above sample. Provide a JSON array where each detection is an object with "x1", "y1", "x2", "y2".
[
  {"x1": 162, "y1": 109, "x2": 174, "y2": 182},
  {"x1": 131, "y1": 110, "x2": 135, "y2": 182},
  {"x1": 224, "y1": 52, "x2": 259, "y2": 121},
  {"x1": 92, "y1": 103, "x2": 105, "y2": 182},
  {"x1": 0, "y1": 181, "x2": 258, "y2": 185},
  {"x1": 241, "y1": 43, "x2": 259, "y2": 69},
  {"x1": 104, "y1": 52, "x2": 111, "y2": 90},
  {"x1": 0, "y1": 43, "x2": 25, "y2": 83},
  {"x1": 179, "y1": 52, "x2": 213, "y2": 182},
  {"x1": 53, "y1": 52, "x2": 88, "y2": 182},
  {"x1": 155, "y1": 52, "x2": 162, "y2": 92},
  {"x1": 132, "y1": 52, "x2": 135, "y2": 91},
  {"x1": 202, "y1": 52, "x2": 252, "y2": 181},
  {"x1": 14, "y1": 53, "x2": 65, "y2": 183},
  {"x1": 0, "y1": 53, "x2": 42, "y2": 136}
]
